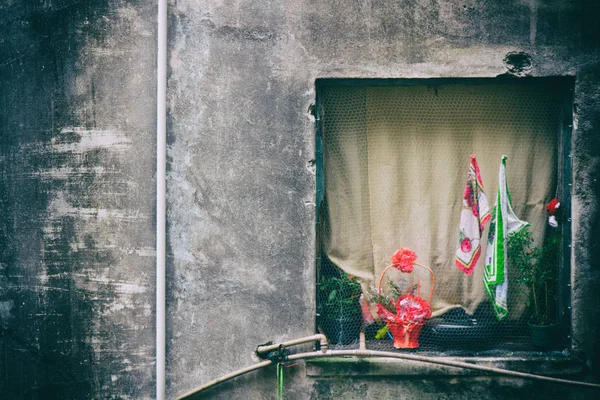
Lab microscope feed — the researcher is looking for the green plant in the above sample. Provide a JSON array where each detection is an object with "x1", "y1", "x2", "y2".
[
  {"x1": 367, "y1": 277, "x2": 418, "y2": 339},
  {"x1": 508, "y1": 228, "x2": 560, "y2": 326},
  {"x1": 319, "y1": 270, "x2": 362, "y2": 320},
  {"x1": 368, "y1": 278, "x2": 409, "y2": 314}
]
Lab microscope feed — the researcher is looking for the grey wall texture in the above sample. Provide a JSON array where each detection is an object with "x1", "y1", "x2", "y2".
[
  {"x1": 1, "y1": 0, "x2": 600, "y2": 399},
  {"x1": 1, "y1": 1, "x2": 156, "y2": 399},
  {"x1": 166, "y1": 0, "x2": 600, "y2": 399}
]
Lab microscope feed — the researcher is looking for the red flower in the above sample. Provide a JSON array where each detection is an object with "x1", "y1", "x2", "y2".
[
  {"x1": 391, "y1": 248, "x2": 417, "y2": 273},
  {"x1": 546, "y1": 198, "x2": 560, "y2": 215},
  {"x1": 460, "y1": 238, "x2": 472, "y2": 253}
]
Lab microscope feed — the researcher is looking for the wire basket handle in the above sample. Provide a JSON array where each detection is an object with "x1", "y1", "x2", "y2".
[{"x1": 377, "y1": 262, "x2": 435, "y2": 305}]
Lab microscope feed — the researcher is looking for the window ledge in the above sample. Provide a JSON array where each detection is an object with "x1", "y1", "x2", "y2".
[{"x1": 306, "y1": 354, "x2": 583, "y2": 378}]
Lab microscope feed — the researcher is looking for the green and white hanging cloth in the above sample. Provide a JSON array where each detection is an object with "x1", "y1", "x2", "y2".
[{"x1": 483, "y1": 155, "x2": 529, "y2": 321}]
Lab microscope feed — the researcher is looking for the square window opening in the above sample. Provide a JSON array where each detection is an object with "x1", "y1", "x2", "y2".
[{"x1": 315, "y1": 78, "x2": 573, "y2": 355}]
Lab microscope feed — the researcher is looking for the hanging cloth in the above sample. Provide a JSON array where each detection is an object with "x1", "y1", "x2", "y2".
[
  {"x1": 455, "y1": 154, "x2": 491, "y2": 274},
  {"x1": 483, "y1": 155, "x2": 529, "y2": 320}
]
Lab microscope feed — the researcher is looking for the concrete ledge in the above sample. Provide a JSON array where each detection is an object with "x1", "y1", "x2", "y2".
[{"x1": 306, "y1": 355, "x2": 584, "y2": 378}]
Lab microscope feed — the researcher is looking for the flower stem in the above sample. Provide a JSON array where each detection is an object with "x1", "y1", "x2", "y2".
[
  {"x1": 545, "y1": 281, "x2": 548, "y2": 325},
  {"x1": 532, "y1": 283, "x2": 540, "y2": 323}
]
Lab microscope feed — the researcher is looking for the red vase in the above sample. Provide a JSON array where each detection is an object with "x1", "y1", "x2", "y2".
[{"x1": 388, "y1": 322, "x2": 425, "y2": 349}]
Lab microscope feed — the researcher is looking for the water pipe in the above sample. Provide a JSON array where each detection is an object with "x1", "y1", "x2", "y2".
[
  {"x1": 176, "y1": 338, "x2": 600, "y2": 399},
  {"x1": 177, "y1": 335, "x2": 328, "y2": 399},
  {"x1": 156, "y1": 0, "x2": 167, "y2": 399},
  {"x1": 286, "y1": 350, "x2": 600, "y2": 389},
  {"x1": 256, "y1": 334, "x2": 329, "y2": 356}
]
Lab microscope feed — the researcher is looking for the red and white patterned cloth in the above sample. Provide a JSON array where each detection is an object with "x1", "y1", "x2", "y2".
[{"x1": 455, "y1": 154, "x2": 491, "y2": 275}]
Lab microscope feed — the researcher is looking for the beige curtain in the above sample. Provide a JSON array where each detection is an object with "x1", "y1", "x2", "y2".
[{"x1": 323, "y1": 83, "x2": 561, "y2": 319}]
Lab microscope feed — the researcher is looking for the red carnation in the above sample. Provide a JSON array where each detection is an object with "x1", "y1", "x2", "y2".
[
  {"x1": 546, "y1": 198, "x2": 560, "y2": 215},
  {"x1": 391, "y1": 248, "x2": 417, "y2": 273}
]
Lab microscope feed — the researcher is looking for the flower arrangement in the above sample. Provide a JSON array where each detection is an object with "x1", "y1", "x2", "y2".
[{"x1": 371, "y1": 248, "x2": 434, "y2": 349}]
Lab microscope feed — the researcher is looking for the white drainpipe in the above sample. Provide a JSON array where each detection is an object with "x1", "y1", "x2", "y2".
[{"x1": 156, "y1": 0, "x2": 167, "y2": 399}]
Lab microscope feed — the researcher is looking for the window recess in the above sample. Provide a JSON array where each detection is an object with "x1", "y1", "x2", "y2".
[{"x1": 315, "y1": 78, "x2": 573, "y2": 354}]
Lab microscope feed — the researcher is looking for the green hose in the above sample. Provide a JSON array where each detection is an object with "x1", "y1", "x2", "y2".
[{"x1": 276, "y1": 362, "x2": 284, "y2": 400}]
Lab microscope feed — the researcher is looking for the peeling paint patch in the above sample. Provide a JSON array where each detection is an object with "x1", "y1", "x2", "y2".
[
  {"x1": 114, "y1": 283, "x2": 147, "y2": 294},
  {"x1": 118, "y1": 247, "x2": 156, "y2": 257},
  {"x1": 47, "y1": 193, "x2": 147, "y2": 222},
  {"x1": 53, "y1": 127, "x2": 133, "y2": 152},
  {"x1": 26, "y1": 166, "x2": 109, "y2": 179},
  {"x1": 18, "y1": 129, "x2": 134, "y2": 155},
  {"x1": 0, "y1": 300, "x2": 14, "y2": 328}
]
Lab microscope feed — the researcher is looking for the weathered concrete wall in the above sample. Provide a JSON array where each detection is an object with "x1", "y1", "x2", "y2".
[
  {"x1": 2, "y1": 0, "x2": 599, "y2": 399},
  {"x1": 0, "y1": 1, "x2": 156, "y2": 399},
  {"x1": 167, "y1": 0, "x2": 600, "y2": 399}
]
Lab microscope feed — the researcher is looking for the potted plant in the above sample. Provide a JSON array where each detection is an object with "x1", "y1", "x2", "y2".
[
  {"x1": 318, "y1": 269, "x2": 362, "y2": 345},
  {"x1": 508, "y1": 227, "x2": 561, "y2": 348}
]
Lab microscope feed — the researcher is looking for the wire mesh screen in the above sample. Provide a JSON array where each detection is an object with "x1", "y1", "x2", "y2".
[{"x1": 316, "y1": 81, "x2": 567, "y2": 354}]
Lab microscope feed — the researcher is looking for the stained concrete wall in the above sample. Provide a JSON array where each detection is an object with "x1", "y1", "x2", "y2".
[
  {"x1": 1, "y1": 1, "x2": 599, "y2": 399},
  {"x1": 0, "y1": 1, "x2": 156, "y2": 399},
  {"x1": 167, "y1": 0, "x2": 600, "y2": 399}
]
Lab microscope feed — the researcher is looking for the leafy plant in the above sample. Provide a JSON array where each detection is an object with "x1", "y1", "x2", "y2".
[
  {"x1": 318, "y1": 270, "x2": 362, "y2": 320},
  {"x1": 508, "y1": 228, "x2": 560, "y2": 326},
  {"x1": 367, "y1": 277, "x2": 421, "y2": 340}
]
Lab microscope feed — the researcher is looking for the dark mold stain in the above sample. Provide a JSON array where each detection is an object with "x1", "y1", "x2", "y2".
[
  {"x1": 0, "y1": 1, "x2": 125, "y2": 399},
  {"x1": 503, "y1": 51, "x2": 532, "y2": 72},
  {"x1": 503, "y1": 51, "x2": 532, "y2": 76}
]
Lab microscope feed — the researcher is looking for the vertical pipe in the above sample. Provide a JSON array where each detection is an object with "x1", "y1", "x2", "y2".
[
  {"x1": 314, "y1": 84, "x2": 324, "y2": 336},
  {"x1": 560, "y1": 80, "x2": 574, "y2": 348},
  {"x1": 156, "y1": 0, "x2": 167, "y2": 399}
]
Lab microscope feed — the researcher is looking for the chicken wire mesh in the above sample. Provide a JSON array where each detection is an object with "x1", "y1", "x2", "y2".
[{"x1": 316, "y1": 80, "x2": 569, "y2": 354}]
